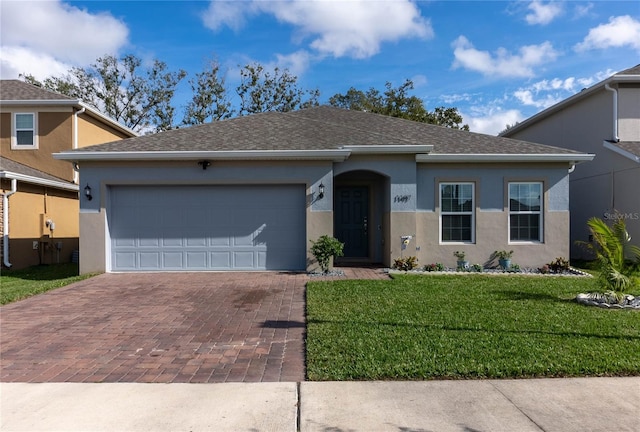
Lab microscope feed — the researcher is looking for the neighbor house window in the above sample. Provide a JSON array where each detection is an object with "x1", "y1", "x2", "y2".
[
  {"x1": 12, "y1": 113, "x2": 37, "y2": 149},
  {"x1": 509, "y1": 182, "x2": 543, "y2": 242},
  {"x1": 440, "y1": 182, "x2": 474, "y2": 243}
]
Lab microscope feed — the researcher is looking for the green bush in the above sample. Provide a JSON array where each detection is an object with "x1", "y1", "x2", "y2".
[
  {"x1": 393, "y1": 256, "x2": 418, "y2": 271},
  {"x1": 310, "y1": 235, "x2": 344, "y2": 273}
]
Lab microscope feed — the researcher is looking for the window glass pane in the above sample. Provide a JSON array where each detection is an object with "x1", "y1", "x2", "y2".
[
  {"x1": 15, "y1": 114, "x2": 34, "y2": 129},
  {"x1": 510, "y1": 183, "x2": 541, "y2": 211},
  {"x1": 441, "y1": 183, "x2": 473, "y2": 213},
  {"x1": 16, "y1": 130, "x2": 34, "y2": 145},
  {"x1": 510, "y1": 214, "x2": 540, "y2": 241},
  {"x1": 442, "y1": 215, "x2": 472, "y2": 241}
]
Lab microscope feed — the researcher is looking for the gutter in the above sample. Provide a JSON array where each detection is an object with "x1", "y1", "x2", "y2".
[
  {"x1": 2, "y1": 178, "x2": 17, "y2": 268},
  {"x1": 415, "y1": 153, "x2": 595, "y2": 164},
  {"x1": 53, "y1": 149, "x2": 353, "y2": 162},
  {"x1": 604, "y1": 84, "x2": 620, "y2": 142},
  {"x1": 0, "y1": 172, "x2": 80, "y2": 191},
  {"x1": 603, "y1": 141, "x2": 640, "y2": 164}
]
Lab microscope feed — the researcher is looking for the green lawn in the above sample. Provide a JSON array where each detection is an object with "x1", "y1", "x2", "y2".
[
  {"x1": 306, "y1": 274, "x2": 640, "y2": 381},
  {"x1": 0, "y1": 263, "x2": 95, "y2": 305}
]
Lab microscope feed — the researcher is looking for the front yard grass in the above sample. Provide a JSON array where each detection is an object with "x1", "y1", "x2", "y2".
[
  {"x1": 0, "y1": 263, "x2": 94, "y2": 305},
  {"x1": 306, "y1": 274, "x2": 640, "y2": 380}
]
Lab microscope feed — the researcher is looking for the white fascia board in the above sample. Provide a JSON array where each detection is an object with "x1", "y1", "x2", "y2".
[
  {"x1": 0, "y1": 99, "x2": 80, "y2": 107},
  {"x1": 53, "y1": 149, "x2": 352, "y2": 162},
  {"x1": 416, "y1": 153, "x2": 595, "y2": 164},
  {"x1": 603, "y1": 141, "x2": 640, "y2": 164},
  {"x1": 342, "y1": 145, "x2": 433, "y2": 154},
  {"x1": 0, "y1": 171, "x2": 79, "y2": 191}
]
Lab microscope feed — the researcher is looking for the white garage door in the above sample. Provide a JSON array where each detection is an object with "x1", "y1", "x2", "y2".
[{"x1": 109, "y1": 185, "x2": 306, "y2": 271}]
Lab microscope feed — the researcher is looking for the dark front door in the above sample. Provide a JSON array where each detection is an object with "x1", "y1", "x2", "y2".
[{"x1": 335, "y1": 186, "x2": 369, "y2": 258}]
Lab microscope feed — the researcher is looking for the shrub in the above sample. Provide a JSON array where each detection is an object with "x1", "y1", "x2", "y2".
[
  {"x1": 424, "y1": 263, "x2": 445, "y2": 272},
  {"x1": 453, "y1": 251, "x2": 466, "y2": 260},
  {"x1": 393, "y1": 256, "x2": 418, "y2": 271},
  {"x1": 548, "y1": 257, "x2": 570, "y2": 273},
  {"x1": 471, "y1": 263, "x2": 483, "y2": 273},
  {"x1": 495, "y1": 250, "x2": 514, "y2": 260},
  {"x1": 310, "y1": 235, "x2": 344, "y2": 274}
]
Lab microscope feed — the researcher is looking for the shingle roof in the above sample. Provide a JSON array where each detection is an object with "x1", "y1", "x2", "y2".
[
  {"x1": 0, "y1": 157, "x2": 73, "y2": 183},
  {"x1": 70, "y1": 106, "x2": 580, "y2": 155},
  {"x1": 0, "y1": 80, "x2": 76, "y2": 101},
  {"x1": 618, "y1": 64, "x2": 640, "y2": 76},
  {"x1": 613, "y1": 141, "x2": 640, "y2": 158}
]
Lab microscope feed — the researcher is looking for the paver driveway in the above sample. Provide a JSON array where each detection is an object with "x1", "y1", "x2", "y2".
[{"x1": 1, "y1": 268, "x2": 388, "y2": 384}]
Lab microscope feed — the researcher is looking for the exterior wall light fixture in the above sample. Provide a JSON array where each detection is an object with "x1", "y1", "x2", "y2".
[
  {"x1": 318, "y1": 183, "x2": 325, "y2": 199},
  {"x1": 198, "y1": 160, "x2": 211, "y2": 170},
  {"x1": 84, "y1": 184, "x2": 93, "y2": 201}
]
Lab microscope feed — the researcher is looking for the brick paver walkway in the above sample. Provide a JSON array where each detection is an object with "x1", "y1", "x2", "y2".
[{"x1": 0, "y1": 268, "x2": 387, "y2": 383}]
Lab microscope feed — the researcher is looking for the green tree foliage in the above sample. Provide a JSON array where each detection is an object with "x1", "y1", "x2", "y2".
[
  {"x1": 25, "y1": 55, "x2": 187, "y2": 133},
  {"x1": 183, "y1": 60, "x2": 234, "y2": 125},
  {"x1": 236, "y1": 63, "x2": 320, "y2": 116},
  {"x1": 329, "y1": 79, "x2": 469, "y2": 130},
  {"x1": 579, "y1": 217, "x2": 640, "y2": 292}
]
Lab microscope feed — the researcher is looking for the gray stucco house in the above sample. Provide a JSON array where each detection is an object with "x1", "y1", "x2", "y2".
[
  {"x1": 503, "y1": 65, "x2": 640, "y2": 258},
  {"x1": 54, "y1": 106, "x2": 593, "y2": 273}
]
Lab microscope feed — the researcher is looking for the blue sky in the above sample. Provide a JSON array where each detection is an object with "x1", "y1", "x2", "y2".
[{"x1": 1, "y1": 0, "x2": 639, "y2": 134}]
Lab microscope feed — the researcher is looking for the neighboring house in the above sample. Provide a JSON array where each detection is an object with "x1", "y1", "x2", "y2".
[
  {"x1": 54, "y1": 106, "x2": 593, "y2": 274},
  {"x1": 502, "y1": 65, "x2": 640, "y2": 259},
  {"x1": 1, "y1": 80, "x2": 136, "y2": 270}
]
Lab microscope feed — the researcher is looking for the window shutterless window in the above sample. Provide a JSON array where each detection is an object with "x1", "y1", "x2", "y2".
[
  {"x1": 509, "y1": 182, "x2": 543, "y2": 242},
  {"x1": 440, "y1": 182, "x2": 474, "y2": 243},
  {"x1": 12, "y1": 113, "x2": 37, "y2": 149}
]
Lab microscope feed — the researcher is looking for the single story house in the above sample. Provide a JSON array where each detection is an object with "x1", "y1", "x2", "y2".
[{"x1": 54, "y1": 106, "x2": 593, "y2": 274}]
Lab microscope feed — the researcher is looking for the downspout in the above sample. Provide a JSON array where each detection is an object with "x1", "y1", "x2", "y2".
[
  {"x1": 73, "y1": 106, "x2": 86, "y2": 184},
  {"x1": 604, "y1": 84, "x2": 619, "y2": 142},
  {"x1": 2, "y1": 178, "x2": 18, "y2": 268}
]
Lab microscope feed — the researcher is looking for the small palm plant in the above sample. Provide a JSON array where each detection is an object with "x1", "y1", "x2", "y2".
[{"x1": 579, "y1": 217, "x2": 640, "y2": 293}]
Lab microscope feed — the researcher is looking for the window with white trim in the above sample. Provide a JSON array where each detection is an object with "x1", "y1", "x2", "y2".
[
  {"x1": 12, "y1": 113, "x2": 37, "y2": 149},
  {"x1": 509, "y1": 182, "x2": 543, "y2": 242},
  {"x1": 440, "y1": 182, "x2": 474, "y2": 243}
]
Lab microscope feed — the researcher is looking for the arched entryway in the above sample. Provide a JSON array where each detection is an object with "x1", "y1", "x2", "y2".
[{"x1": 333, "y1": 170, "x2": 389, "y2": 265}]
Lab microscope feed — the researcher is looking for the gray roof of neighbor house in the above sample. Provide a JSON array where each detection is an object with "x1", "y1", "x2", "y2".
[
  {"x1": 502, "y1": 64, "x2": 640, "y2": 138},
  {"x1": 0, "y1": 157, "x2": 78, "y2": 191},
  {"x1": 0, "y1": 80, "x2": 76, "y2": 101},
  {"x1": 0, "y1": 80, "x2": 137, "y2": 137},
  {"x1": 54, "y1": 106, "x2": 590, "y2": 163}
]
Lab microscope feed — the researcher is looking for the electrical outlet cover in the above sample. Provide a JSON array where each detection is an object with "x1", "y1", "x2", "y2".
[{"x1": 33, "y1": 241, "x2": 39, "y2": 250}]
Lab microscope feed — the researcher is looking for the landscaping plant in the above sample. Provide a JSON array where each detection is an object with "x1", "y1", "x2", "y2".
[
  {"x1": 578, "y1": 217, "x2": 640, "y2": 293},
  {"x1": 310, "y1": 235, "x2": 344, "y2": 274},
  {"x1": 393, "y1": 256, "x2": 419, "y2": 271}
]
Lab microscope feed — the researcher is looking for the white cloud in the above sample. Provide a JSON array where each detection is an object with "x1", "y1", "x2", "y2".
[
  {"x1": 463, "y1": 109, "x2": 523, "y2": 135},
  {"x1": 573, "y1": 2, "x2": 594, "y2": 19},
  {"x1": 273, "y1": 50, "x2": 313, "y2": 77},
  {"x1": 202, "y1": 0, "x2": 433, "y2": 59},
  {"x1": 451, "y1": 36, "x2": 559, "y2": 78},
  {"x1": 514, "y1": 89, "x2": 563, "y2": 108},
  {"x1": 575, "y1": 15, "x2": 640, "y2": 52},
  {"x1": 411, "y1": 74, "x2": 428, "y2": 88},
  {"x1": 0, "y1": 0, "x2": 129, "y2": 79},
  {"x1": 525, "y1": 1, "x2": 563, "y2": 25}
]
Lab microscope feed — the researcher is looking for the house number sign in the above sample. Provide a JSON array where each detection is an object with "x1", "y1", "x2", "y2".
[{"x1": 394, "y1": 195, "x2": 411, "y2": 203}]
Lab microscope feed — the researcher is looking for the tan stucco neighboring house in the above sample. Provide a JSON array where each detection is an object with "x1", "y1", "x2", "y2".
[
  {"x1": 1, "y1": 80, "x2": 136, "y2": 270},
  {"x1": 502, "y1": 65, "x2": 640, "y2": 259},
  {"x1": 54, "y1": 106, "x2": 593, "y2": 274}
]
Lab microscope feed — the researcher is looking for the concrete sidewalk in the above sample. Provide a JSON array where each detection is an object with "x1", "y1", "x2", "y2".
[{"x1": 2, "y1": 377, "x2": 638, "y2": 431}]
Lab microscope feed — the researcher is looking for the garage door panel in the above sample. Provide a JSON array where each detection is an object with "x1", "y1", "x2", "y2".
[{"x1": 110, "y1": 185, "x2": 305, "y2": 271}]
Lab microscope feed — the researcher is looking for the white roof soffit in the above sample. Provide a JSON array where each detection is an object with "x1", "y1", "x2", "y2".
[
  {"x1": 53, "y1": 150, "x2": 352, "y2": 162},
  {"x1": 603, "y1": 141, "x2": 640, "y2": 163},
  {"x1": 0, "y1": 99, "x2": 137, "y2": 137},
  {"x1": 416, "y1": 153, "x2": 595, "y2": 164},
  {"x1": 342, "y1": 145, "x2": 433, "y2": 154},
  {"x1": 0, "y1": 171, "x2": 79, "y2": 191}
]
